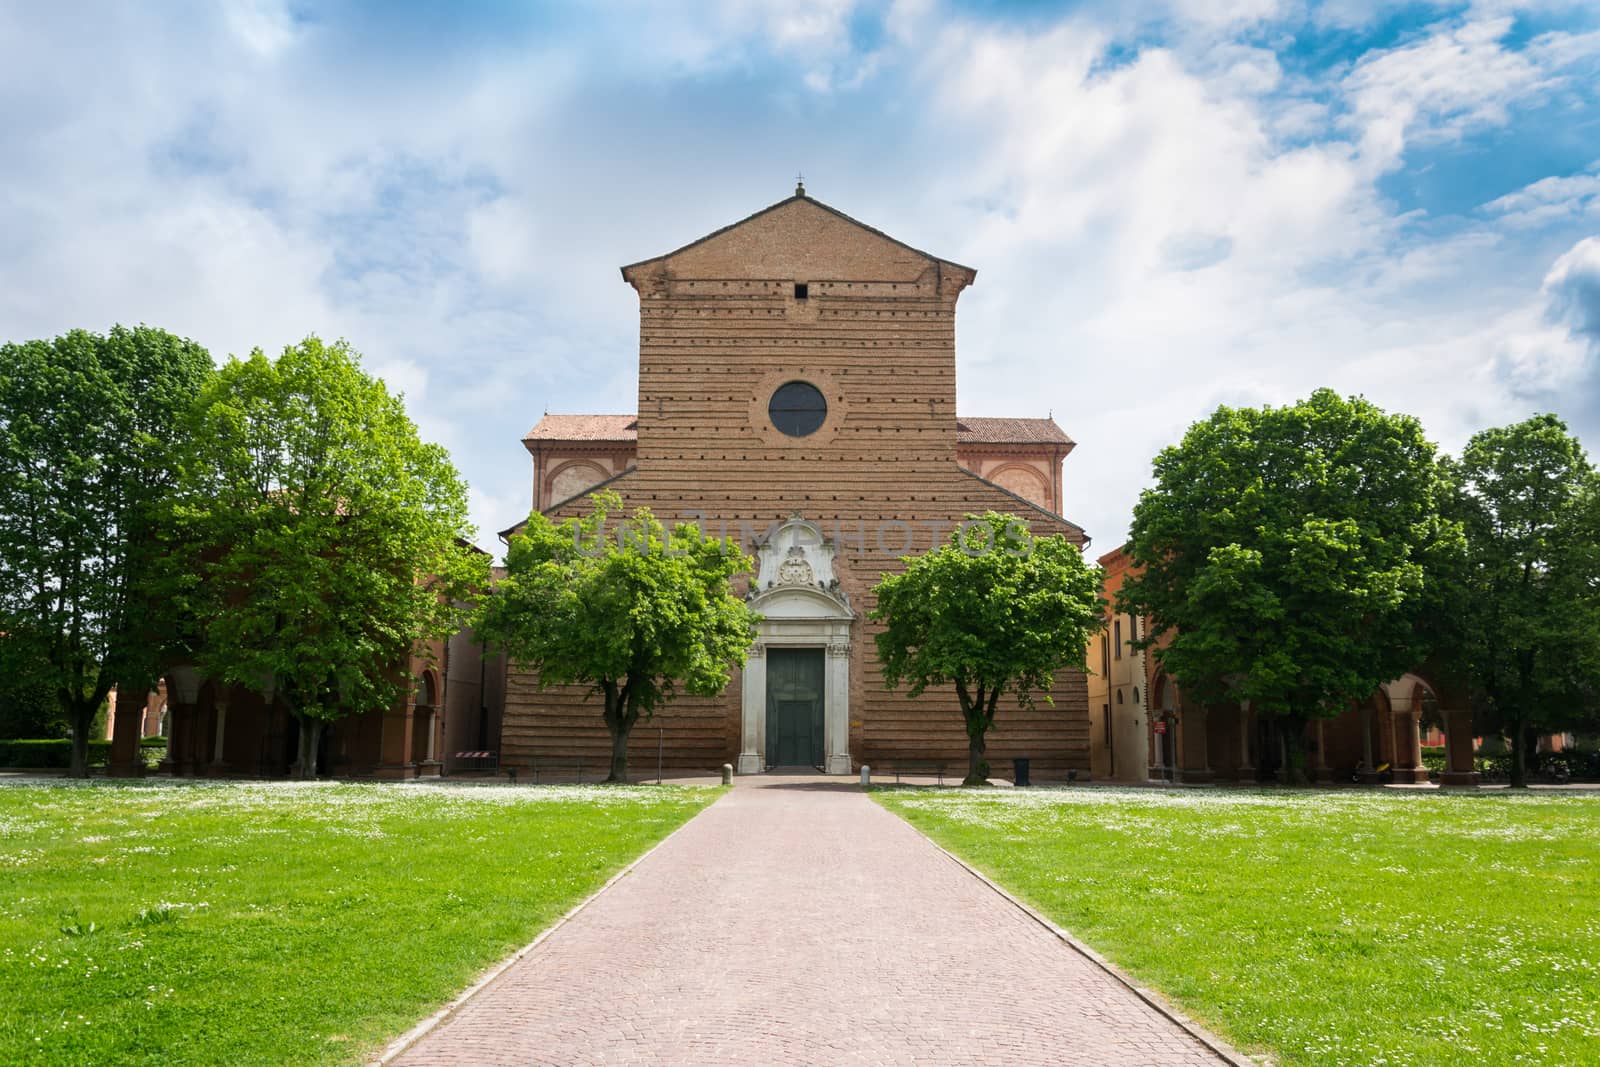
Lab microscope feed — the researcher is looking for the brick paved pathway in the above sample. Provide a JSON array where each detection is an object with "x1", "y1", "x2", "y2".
[{"x1": 391, "y1": 777, "x2": 1236, "y2": 1066}]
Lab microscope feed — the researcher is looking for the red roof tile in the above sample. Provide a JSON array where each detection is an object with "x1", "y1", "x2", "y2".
[
  {"x1": 955, "y1": 417, "x2": 1073, "y2": 446},
  {"x1": 523, "y1": 415, "x2": 638, "y2": 442},
  {"x1": 524, "y1": 414, "x2": 1072, "y2": 446}
]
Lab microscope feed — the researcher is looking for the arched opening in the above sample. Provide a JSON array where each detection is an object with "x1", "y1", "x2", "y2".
[
  {"x1": 545, "y1": 460, "x2": 610, "y2": 506},
  {"x1": 987, "y1": 463, "x2": 1050, "y2": 508},
  {"x1": 1379, "y1": 672, "x2": 1438, "y2": 783}
]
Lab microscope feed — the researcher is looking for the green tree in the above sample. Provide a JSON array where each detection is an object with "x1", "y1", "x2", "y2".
[
  {"x1": 1442, "y1": 415, "x2": 1600, "y2": 787},
  {"x1": 475, "y1": 492, "x2": 757, "y2": 782},
  {"x1": 0, "y1": 326, "x2": 213, "y2": 775},
  {"x1": 1118, "y1": 389, "x2": 1460, "y2": 780},
  {"x1": 0, "y1": 627, "x2": 66, "y2": 739},
  {"x1": 175, "y1": 337, "x2": 486, "y2": 777},
  {"x1": 871, "y1": 512, "x2": 1103, "y2": 785}
]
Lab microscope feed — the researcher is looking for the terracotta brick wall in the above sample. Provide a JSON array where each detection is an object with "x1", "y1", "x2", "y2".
[{"x1": 502, "y1": 197, "x2": 1090, "y2": 777}]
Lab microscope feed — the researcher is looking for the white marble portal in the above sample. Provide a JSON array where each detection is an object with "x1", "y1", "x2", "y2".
[{"x1": 737, "y1": 517, "x2": 855, "y2": 774}]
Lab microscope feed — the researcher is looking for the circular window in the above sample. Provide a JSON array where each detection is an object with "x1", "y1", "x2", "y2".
[{"x1": 768, "y1": 380, "x2": 828, "y2": 437}]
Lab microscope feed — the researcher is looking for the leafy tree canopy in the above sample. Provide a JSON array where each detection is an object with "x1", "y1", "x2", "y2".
[
  {"x1": 1441, "y1": 414, "x2": 1600, "y2": 786},
  {"x1": 1119, "y1": 389, "x2": 1461, "y2": 741},
  {"x1": 871, "y1": 512, "x2": 1103, "y2": 785},
  {"x1": 0, "y1": 628, "x2": 67, "y2": 739},
  {"x1": 0, "y1": 326, "x2": 213, "y2": 774},
  {"x1": 475, "y1": 491, "x2": 758, "y2": 782},
  {"x1": 175, "y1": 337, "x2": 485, "y2": 776}
]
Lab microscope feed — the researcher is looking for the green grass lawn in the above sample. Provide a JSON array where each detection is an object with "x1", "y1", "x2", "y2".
[
  {"x1": 877, "y1": 787, "x2": 1600, "y2": 1066},
  {"x1": 0, "y1": 779, "x2": 719, "y2": 1066}
]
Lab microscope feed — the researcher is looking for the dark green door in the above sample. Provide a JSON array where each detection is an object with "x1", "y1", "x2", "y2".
[{"x1": 766, "y1": 647, "x2": 825, "y2": 768}]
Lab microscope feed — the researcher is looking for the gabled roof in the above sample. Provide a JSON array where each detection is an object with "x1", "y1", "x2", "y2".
[
  {"x1": 619, "y1": 190, "x2": 975, "y2": 278},
  {"x1": 1097, "y1": 543, "x2": 1133, "y2": 567},
  {"x1": 523, "y1": 414, "x2": 638, "y2": 442},
  {"x1": 496, "y1": 465, "x2": 638, "y2": 543},
  {"x1": 956, "y1": 417, "x2": 1074, "y2": 447},
  {"x1": 956, "y1": 465, "x2": 1089, "y2": 543}
]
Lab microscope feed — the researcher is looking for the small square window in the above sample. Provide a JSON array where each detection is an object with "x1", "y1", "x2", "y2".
[{"x1": 794, "y1": 283, "x2": 809, "y2": 299}]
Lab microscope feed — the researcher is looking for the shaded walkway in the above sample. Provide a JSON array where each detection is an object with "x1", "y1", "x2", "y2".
[{"x1": 390, "y1": 776, "x2": 1236, "y2": 1065}]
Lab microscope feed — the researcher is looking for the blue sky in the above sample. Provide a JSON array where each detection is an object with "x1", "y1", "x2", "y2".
[{"x1": 3, "y1": 0, "x2": 1599, "y2": 554}]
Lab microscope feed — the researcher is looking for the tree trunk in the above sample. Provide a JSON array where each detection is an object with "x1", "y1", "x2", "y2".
[
  {"x1": 1510, "y1": 647, "x2": 1536, "y2": 789},
  {"x1": 292, "y1": 716, "x2": 323, "y2": 779},
  {"x1": 959, "y1": 682, "x2": 997, "y2": 786},
  {"x1": 1508, "y1": 712, "x2": 1528, "y2": 789},
  {"x1": 1280, "y1": 714, "x2": 1310, "y2": 786},
  {"x1": 68, "y1": 710, "x2": 92, "y2": 779},
  {"x1": 602, "y1": 682, "x2": 637, "y2": 783},
  {"x1": 965, "y1": 731, "x2": 988, "y2": 786},
  {"x1": 607, "y1": 724, "x2": 632, "y2": 784}
]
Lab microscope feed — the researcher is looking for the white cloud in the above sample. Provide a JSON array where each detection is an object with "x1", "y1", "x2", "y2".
[
  {"x1": 1543, "y1": 235, "x2": 1600, "y2": 343},
  {"x1": 1167, "y1": 0, "x2": 1284, "y2": 30},
  {"x1": 223, "y1": 0, "x2": 298, "y2": 58},
  {"x1": 1483, "y1": 168, "x2": 1600, "y2": 227},
  {"x1": 740, "y1": 0, "x2": 859, "y2": 51},
  {"x1": 1193, "y1": 43, "x2": 1284, "y2": 96},
  {"x1": 1341, "y1": 17, "x2": 1600, "y2": 173},
  {"x1": 577, "y1": 0, "x2": 872, "y2": 91},
  {"x1": 3, "y1": 0, "x2": 1600, "y2": 557},
  {"x1": 889, "y1": 4, "x2": 1600, "y2": 545},
  {"x1": 467, "y1": 198, "x2": 542, "y2": 287},
  {"x1": 0, "y1": 180, "x2": 339, "y2": 365},
  {"x1": 469, "y1": 485, "x2": 524, "y2": 549}
]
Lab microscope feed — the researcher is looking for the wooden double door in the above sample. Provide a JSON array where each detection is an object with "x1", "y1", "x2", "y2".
[{"x1": 765, "y1": 647, "x2": 825, "y2": 769}]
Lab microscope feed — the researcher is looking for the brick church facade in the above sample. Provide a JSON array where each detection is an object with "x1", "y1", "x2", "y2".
[{"x1": 500, "y1": 188, "x2": 1094, "y2": 777}]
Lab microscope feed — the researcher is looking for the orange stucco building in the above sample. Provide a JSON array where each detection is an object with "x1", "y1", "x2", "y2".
[
  {"x1": 108, "y1": 555, "x2": 504, "y2": 780},
  {"x1": 1088, "y1": 544, "x2": 1483, "y2": 786}
]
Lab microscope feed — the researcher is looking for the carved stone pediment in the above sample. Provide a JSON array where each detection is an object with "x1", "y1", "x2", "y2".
[
  {"x1": 777, "y1": 545, "x2": 814, "y2": 587},
  {"x1": 748, "y1": 515, "x2": 851, "y2": 617}
]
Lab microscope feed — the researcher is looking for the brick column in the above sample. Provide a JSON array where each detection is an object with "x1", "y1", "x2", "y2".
[
  {"x1": 160, "y1": 703, "x2": 199, "y2": 775},
  {"x1": 1358, "y1": 704, "x2": 1374, "y2": 774},
  {"x1": 416, "y1": 706, "x2": 442, "y2": 778},
  {"x1": 207, "y1": 698, "x2": 230, "y2": 775},
  {"x1": 1178, "y1": 705, "x2": 1212, "y2": 784},
  {"x1": 1437, "y1": 708, "x2": 1479, "y2": 787},
  {"x1": 159, "y1": 667, "x2": 202, "y2": 776},
  {"x1": 376, "y1": 697, "x2": 418, "y2": 778},
  {"x1": 1391, "y1": 711, "x2": 1429, "y2": 784},
  {"x1": 1236, "y1": 703, "x2": 1254, "y2": 782},
  {"x1": 1148, "y1": 715, "x2": 1168, "y2": 781},
  {"x1": 1312, "y1": 718, "x2": 1335, "y2": 783},
  {"x1": 108, "y1": 687, "x2": 147, "y2": 778}
]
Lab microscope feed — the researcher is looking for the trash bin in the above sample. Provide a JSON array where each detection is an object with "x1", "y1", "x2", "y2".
[{"x1": 1012, "y1": 757, "x2": 1031, "y2": 787}]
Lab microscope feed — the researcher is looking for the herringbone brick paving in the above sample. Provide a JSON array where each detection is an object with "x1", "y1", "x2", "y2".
[{"x1": 392, "y1": 777, "x2": 1234, "y2": 1065}]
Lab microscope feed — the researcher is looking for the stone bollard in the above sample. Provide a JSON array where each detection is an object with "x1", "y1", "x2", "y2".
[
  {"x1": 721, "y1": 763, "x2": 733, "y2": 785},
  {"x1": 860, "y1": 765, "x2": 871, "y2": 787}
]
